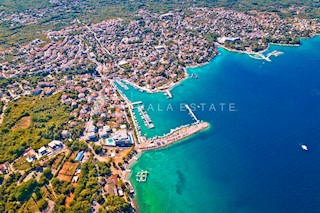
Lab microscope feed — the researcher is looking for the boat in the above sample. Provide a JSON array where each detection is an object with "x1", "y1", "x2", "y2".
[{"x1": 301, "y1": 144, "x2": 308, "y2": 151}]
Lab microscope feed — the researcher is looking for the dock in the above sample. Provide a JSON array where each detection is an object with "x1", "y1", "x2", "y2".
[
  {"x1": 137, "y1": 105, "x2": 155, "y2": 129},
  {"x1": 185, "y1": 104, "x2": 199, "y2": 123},
  {"x1": 132, "y1": 101, "x2": 143, "y2": 106},
  {"x1": 190, "y1": 73, "x2": 199, "y2": 79},
  {"x1": 165, "y1": 89, "x2": 173, "y2": 99},
  {"x1": 116, "y1": 80, "x2": 129, "y2": 90},
  {"x1": 136, "y1": 170, "x2": 149, "y2": 182}
]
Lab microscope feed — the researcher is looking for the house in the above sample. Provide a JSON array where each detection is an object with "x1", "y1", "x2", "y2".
[
  {"x1": 99, "y1": 126, "x2": 109, "y2": 138},
  {"x1": 30, "y1": 88, "x2": 42, "y2": 95},
  {"x1": 118, "y1": 188, "x2": 124, "y2": 197},
  {"x1": 87, "y1": 132, "x2": 97, "y2": 141},
  {"x1": 61, "y1": 94, "x2": 70, "y2": 103},
  {"x1": 38, "y1": 146, "x2": 49, "y2": 158},
  {"x1": 110, "y1": 174, "x2": 119, "y2": 185},
  {"x1": 25, "y1": 152, "x2": 36, "y2": 162},
  {"x1": 96, "y1": 120, "x2": 104, "y2": 127},
  {"x1": 38, "y1": 82, "x2": 54, "y2": 88},
  {"x1": 217, "y1": 36, "x2": 240, "y2": 44},
  {"x1": 88, "y1": 124, "x2": 96, "y2": 133},
  {"x1": 112, "y1": 130, "x2": 134, "y2": 147},
  {"x1": 72, "y1": 176, "x2": 79, "y2": 183},
  {"x1": 75, "y1": 169, "x2": 81, "y2": 175},
  {"x1": 0, "y1": 164, "x2": 9, "y2": 174},
  {"x1": 105, "y1": 178, "x2": 118, "y2": 196},
  {"x1": 23, "y1": 148, "x2": 36, "y2": 162},
  {"x1": 71, "y1": 101, "x2": 78, "y2": 109},
  {"x1": 43, "y1": 88, "x2": 53, "y2": 96},
  {"x1": 61, "y1": 130, "x2": 70, "y2": 139},
  {"x1": 48, "y1": 140, "x2": 64, "y2": 151}
]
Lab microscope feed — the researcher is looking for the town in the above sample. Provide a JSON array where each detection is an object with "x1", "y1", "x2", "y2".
[
  {"x1": 1, "y1": 7, "x2": 319, "y2": 94},
  {"x1": 0, "y1": 5, "x2": 320, "y2": 213}
]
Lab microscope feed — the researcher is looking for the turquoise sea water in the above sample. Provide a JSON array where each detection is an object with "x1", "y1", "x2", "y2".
[{"x1": 125, "y1": 36, "x2": 320, "y2": 213}]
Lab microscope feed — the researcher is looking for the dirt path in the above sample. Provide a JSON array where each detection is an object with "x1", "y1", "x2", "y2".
[{"x1": 0, "y1": 104, "x2": 7, "y2": 124}]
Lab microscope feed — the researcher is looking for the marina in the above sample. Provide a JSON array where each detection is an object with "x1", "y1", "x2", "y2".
[
  {"x1": 116, "y1": 79, "x2": 129, "y2": 90},
  {"x1": 137, "y1": 105, "x2": 155, "y2": 129}
]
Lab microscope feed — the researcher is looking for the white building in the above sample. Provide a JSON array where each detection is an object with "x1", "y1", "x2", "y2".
[
  {"x1": 112, "y1": 130, "x2": 133, "y2": 147},
  {"x1": 37, "y1": 146, "x2": 49, "y2": 158},
  {"x1": 48, "y1": 140, "x2": 64, "y2": 151},
  {"x1": 99, "y1": 126, "x2": 110, "y2": 138}
]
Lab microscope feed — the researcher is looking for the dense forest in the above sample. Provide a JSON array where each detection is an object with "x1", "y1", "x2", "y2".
[{"x1": 0, "y1": 93, "x2": 71, "y2": 163}]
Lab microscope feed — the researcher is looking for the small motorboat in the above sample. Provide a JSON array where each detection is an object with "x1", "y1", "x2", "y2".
[{"x1": 301, "y1": 144, "x2": 308, "y2": 151}]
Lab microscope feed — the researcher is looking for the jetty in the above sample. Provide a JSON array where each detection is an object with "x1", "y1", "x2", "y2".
[
  {"x1": 249, "y1": 50, "x2": 283, "y2": 62},
  {"x1": 165, "y1": 89, "x2": 173, "y2": 99},
  {"x1": 137, "y1": 122, "x2": 209, "y2": 151},
  {"x1": 136, "y1": 170, "x2": 149, "y2": 182},
  {"x1": 132, "y1": 101, "x2": 143, "y2": 106},
  {"x1": 185, "y1": 104, "x2": 199, "y2": 123}
]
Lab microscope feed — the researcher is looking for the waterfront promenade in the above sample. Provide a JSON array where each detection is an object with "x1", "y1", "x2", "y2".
[{"x1": 137, "y1": 122, "x2": 209, "y2": 151}]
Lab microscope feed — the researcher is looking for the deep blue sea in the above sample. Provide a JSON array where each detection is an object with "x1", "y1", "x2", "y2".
[{"x1": 123, "y1": 36, "x2": 320, "y2": 213}]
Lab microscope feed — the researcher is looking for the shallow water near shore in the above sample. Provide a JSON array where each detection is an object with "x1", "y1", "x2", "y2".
[{"x1": 126, "y1": 36, "x2": 320, "y2": 213}]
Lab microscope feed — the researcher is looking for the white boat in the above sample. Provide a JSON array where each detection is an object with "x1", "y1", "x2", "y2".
[{"x1": 301, "y1": 144, "x2": 308, "y2": 151}]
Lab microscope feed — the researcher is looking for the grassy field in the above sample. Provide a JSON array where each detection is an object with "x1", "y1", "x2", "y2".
[
  {"x1": 0, "y1": 93, "x2": 71, "y2": 163},
  {"x1": 11, "y1": 116, "x2": 31, "y2": 131},
  {"x1": 13, "y1": 156, "x2": 31, "y2": 171}
]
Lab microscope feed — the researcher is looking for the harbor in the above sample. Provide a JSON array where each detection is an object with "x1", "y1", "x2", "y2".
[{"x1": 116, "y1": 79, "x2": 129, "y2": 90}]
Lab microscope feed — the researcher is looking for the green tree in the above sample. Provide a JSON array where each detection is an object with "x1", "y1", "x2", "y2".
[
  {"x1": 15, "y1": 179, "x2": 38, "y2": 202},
  {"x1": 38, "y1": 199, "x2": 48, "y2": 211}
]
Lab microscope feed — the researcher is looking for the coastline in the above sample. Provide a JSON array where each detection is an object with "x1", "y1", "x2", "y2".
[
  {"x1": 121, "y1": 37, "x2": 306, "y2": 170},
  {"x1": 118, "y1": 35, "x2": 320, "y2": 212},
  {"x1": 120, "y1": 58, "x2": 214, "y2": 95},
  {"x1": 119, "y1": 35, "x2": 320, "y2": 95},
  {"x1": 215, "y1": 34, "x2": 320, "y2": 57}
]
